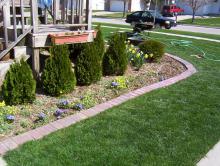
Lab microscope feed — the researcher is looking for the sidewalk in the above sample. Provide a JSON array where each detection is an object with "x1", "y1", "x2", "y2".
[{"x1": 93, "y1": 18, "x2": 220, "y2": 35}]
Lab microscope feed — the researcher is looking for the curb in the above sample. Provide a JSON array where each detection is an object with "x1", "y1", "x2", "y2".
[{"x1": 0, "y1": 53, "x2": 197, "y2": 156}]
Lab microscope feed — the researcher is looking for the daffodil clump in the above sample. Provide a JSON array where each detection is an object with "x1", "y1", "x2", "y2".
[{"x1": 126, "y1": 42, "x2": 147, "y2": 70}]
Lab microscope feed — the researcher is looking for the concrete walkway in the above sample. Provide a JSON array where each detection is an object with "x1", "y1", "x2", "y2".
[
  {"x1": 197, "y1": 142, "x2": 220, "y2": 166},
  {"x1": 93, "y1": 18, "x2": 220, "y2": 35}
]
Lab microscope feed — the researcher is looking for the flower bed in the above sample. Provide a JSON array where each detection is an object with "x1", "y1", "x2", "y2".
[{"x1": 0, "y1": 54, "x2": 186, "y2": 141}]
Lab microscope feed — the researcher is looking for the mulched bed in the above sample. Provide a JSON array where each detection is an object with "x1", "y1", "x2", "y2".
[{"x1": 0, "y1": 55, "x2": 186, "y2": 141}]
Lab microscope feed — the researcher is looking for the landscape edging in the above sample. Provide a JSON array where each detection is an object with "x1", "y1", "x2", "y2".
[{"x1": 0, "y1": 53, "x2": 197, "y2": 156}]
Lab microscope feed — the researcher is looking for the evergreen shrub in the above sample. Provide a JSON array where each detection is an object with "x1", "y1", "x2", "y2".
[
  {"x1": 42, "y1": 45, "x2": 76, "y2": 96},
  {"x1": 2, "y1": 59, "x2": 36, "y2": 105},
  {"x1": 103, "y1": 32, "x2": 128, "y2": 76}
]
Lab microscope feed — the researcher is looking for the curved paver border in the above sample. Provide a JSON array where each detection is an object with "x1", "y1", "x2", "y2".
[{"x1": 0, "y1": 53, "x2": 197, "y2": 155}]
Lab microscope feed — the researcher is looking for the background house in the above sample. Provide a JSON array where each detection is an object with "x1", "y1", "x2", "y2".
[
  {"x1": 92, "y1": 0, "x2": 105, "y2": 10},
  {"x1": 105, "y1": 0, "x2": 146, "y2": 12},
  {"x1": 176, "y1": 0, "x2": 220, "y2": 15},
  {"x1": 104, "y1": 0, "x2": 220, "y2": 15}
]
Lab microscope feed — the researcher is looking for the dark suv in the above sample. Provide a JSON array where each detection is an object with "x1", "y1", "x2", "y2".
[{"x1": 125, "y1": 10, "x2": 177, "y2": 30}]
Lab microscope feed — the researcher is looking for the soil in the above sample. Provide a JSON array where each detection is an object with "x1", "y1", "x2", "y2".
[{"x1": 0, "y1": 55, "x2": 186, "y2": 141}]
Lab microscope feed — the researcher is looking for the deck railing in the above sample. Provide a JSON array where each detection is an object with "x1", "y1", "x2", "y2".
[{"x1": 0, "y1": 0, "x2": 92, "y2": 60}]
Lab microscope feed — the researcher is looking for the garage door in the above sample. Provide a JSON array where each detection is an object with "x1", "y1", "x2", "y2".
[{"x1": 110, "y1": 0, "x2": 128, "y2": 12}]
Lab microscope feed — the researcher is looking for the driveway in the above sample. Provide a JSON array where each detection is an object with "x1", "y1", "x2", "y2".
[{"x1": 93, "y1": 18, "x2": 220, "y2": 35}]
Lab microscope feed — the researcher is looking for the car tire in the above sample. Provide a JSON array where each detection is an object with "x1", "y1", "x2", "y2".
[{"x1": 165, "y1": 25, "x2": 172, "y2": 29}]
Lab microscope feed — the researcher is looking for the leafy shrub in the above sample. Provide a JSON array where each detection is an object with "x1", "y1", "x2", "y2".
[
  {"x1": 75, "y1": 43, "x2": 102, "y2": 85},
  {"x1": 127, "y1": 42, "x2": 145, "y2": 70},
  {"x1": 42, "y1": 45, "x2": 76, "y2": 96},
  {"x1": 103, "y1": 32, "x2": 128, "y2": 76},
  {"x1": 94, "y1": 25, "x2": 105, "y2": 59},
  {"x1": 139, "y1": 40, "x2": 165, "y2": 62},
  {"x1": 2, "y1": 59, "x2": 36, "y2": 105}
]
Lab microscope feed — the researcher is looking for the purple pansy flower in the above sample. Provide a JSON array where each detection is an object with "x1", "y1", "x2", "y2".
[
  {"x1": 6, "y1": 115, "x2": 15, "y2": 122},
  {"x1": 111, "y1": 82, "x2": 119, "y2": 87},
  {"x1": 59, "y1": 99, "x2": 69, "y2": 106},
  {"x1": 38, "y1": 112, "x2": 46, "y2": 120},
  {"x1": 54, "y1": 109, "x2": 65, "y2": 117},
  {"x1": 75, "y1": 103, "x2": 84, "y2": 111}
]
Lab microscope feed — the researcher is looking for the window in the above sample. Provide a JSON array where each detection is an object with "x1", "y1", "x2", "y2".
[
  {"x1": 142, "y1": 12, "x2": 151, "y2": 18},
  {"x1": 131, "y1": 11, "x2": 141, "y2": 17}
]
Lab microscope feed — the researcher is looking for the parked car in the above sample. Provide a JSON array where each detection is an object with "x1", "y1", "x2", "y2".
[
  {"x1": 125, "y1": 10, "x2": 177, "y2": 31},
  {"x1": 162, "y1": 5, "x2": 184, "y2": 16}
]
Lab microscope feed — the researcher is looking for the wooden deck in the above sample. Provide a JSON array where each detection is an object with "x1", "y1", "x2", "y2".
[
  {"x1": 0, "y1": 0, "x2": 92, "y2": 78},
  {"x1": 31, "y1": 24, "x2": 95, "y2": 47}
]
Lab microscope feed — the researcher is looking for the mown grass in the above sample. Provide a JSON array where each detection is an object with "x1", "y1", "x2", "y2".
[
  {"x1": 93, "y1": 22, "x2": 220, "y2": 40},
  {"x1": 180, "y1": 17, "x2": 220, "y2": 28},
  {"x1": 93, "y1": 12, "x2": 131, "y2": 19},
  {"x1": 4, "y1": 24, "x2": 220, "y2": 166}
]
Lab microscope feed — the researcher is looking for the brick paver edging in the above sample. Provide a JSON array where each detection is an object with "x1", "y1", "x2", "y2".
[{"x1": 0, "y1": 53, "x2": 197, "y2": 156}]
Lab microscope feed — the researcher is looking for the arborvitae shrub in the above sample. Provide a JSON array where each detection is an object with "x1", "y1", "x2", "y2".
[
  {"x1": 94, "y1": 25, "x2": 105, "y2": 59},
  {"x1": 42, "y1": 45, "x2": 76, "y2": 96},
  {"x1": 2, "y1": 59, "x2": 36, "y2": 105},
  {"x1": 75, "y1": 43, "x2": 102, "y2": 85},
  {"x1": 103, "y1": 32, "x2": 128, "y2": 76},
  {"x1": 139, "y1": 40, "x2": 165, "y2": 62}
]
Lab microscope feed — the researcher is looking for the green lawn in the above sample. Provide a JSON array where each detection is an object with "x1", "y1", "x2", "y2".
[
  {"x1": 93, "y1": 12, "x2": 131, "y2": 18},
  {"x1": 180, "y1": 17, "x2": 220, "y2": 28},
  {"x1": 93, "y1": 22, "x2": 220, "y2": 40},
  {"x1": 4, "y1": 25, "x2": 220, "y2": 166}
]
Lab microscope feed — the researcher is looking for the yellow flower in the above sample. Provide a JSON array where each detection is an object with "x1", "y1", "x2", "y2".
[
  {"x1": 136, "y1": 53, "x2": 141, "y2": 58},
  {"x1": 129, "y1": 48, "x2": 133, "y2": 52},
  {"x1": 0, "y1": 101, "x2": 6, "y2": 107},
  {"x1": 132, "y1": 50, "x2": 136, "y2": 54},
  {"x1": 144, "y1": 54, "x2": 149, "y2": 59},
  {"x1": 150, "y1": 53, "x2": 154, "y2": 57}
]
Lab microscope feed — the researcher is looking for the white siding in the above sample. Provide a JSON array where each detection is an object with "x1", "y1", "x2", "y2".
[
  {"x1": 177, "y1": 1, "x2": 220, "y2": 15},
  {"x1": 92, "y1": 0, "x2": 105, "y2": 10},
  {"x1": 130, "y1": 0, "x2": 145, "y2": 11}
]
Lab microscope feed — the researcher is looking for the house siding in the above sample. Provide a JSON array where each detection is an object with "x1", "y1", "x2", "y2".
[
  {"x1": 92, "y1": 0, "x2": 105, "y2": 10},
  {"x1": 177, "y1": 0, "x2": 220, "y2": 15}
]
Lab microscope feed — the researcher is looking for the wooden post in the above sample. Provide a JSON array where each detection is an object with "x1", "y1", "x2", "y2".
[
  {"x1": 31, "y1": 0, "x2": 40, "y2": 78},
  {"x1": 78, "y1": 0, "x2": 82, "y2": 24},
  {"x1": 53, "y1": 0, "x2": 60, "y2": 24},
  {"x1": 44, "y1": 8, "x2": 48, "y2": 24},
  {"x1": 71, "y1": 0, "x2": 74, "y2": 24},
  {"x1": 2, "y1": 0, "x2": 10, "y2": 48},
  {"x1": 61, "y1": 0, "x2": 66, "y2": 23},
  {"x1": 31, "y1": 0, "x2": 38, "y2": 33},
  {"x1": 32, "y1": 48, "x2": 40, "y2": 79},
  {"x1": 80, "y1": 0, "x2": 84, "y2": 24},
  {"x1": 20, "y1": 0, "x2": 25, "y2": 33},
  {"x1": 86, "y1": 0, "x2": 92, "y2": 30}
]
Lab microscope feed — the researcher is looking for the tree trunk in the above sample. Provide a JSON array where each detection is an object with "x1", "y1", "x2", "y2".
[
  {"x1": 146, "y1": 0, "x2": 151, "y2": 10},
  {"x1": 123, "y1": 0, "x2": 126, "y2": 17},
  {"x1": 192, "y1": 10, "x2": 195, "y2": 23}
]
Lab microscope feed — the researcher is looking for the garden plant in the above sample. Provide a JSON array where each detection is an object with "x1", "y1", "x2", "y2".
[
  {"x1": 2, "y1": 59, "x2": 36, "y2": 105},
  {"x1": 103, "y1": 32, "x2": 128, "y2": 75},
  {"x1": 42, "y1": 44, "x2": 76, "y2": 96}
]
